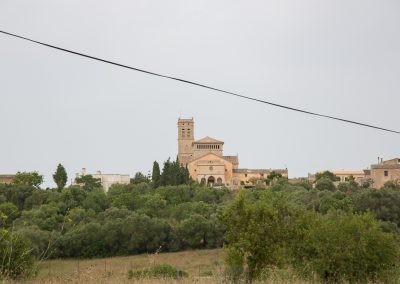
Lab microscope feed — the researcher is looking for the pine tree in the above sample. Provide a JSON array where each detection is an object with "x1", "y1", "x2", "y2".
[
  {"x1": 53, "y1": 163, "x2": 68, "y2": 190},
  {"x1": 152, "y1": 161, "x2": 161, "y2": 188}
]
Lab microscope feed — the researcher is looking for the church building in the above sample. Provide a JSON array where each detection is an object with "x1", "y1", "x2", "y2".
[{"x1": 177, "y1": 118, "x2": 288, "y2": 188}]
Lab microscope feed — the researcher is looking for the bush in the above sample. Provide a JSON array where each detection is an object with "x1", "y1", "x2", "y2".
[
  {"x1": 292, "y1": 211, "x2": 400, "y2": 283},
  {"x1": 219, "y1": 190, "x2": 300, "y2": 282},
  {"x1": 0, "y1": 229, "x2": 36, "y2": 279},
  {"x1": 221, "y1": 190, "x2": 400, "y2": 283},
  {"x1": 127, "y1": 263, "x2": 188, "y2": 279},
  {"x1": 224, "y1": 247, "x2": 245, "y2": 283},
  {"x1": 315, "y1": 177, "x2": 336, "y2": 191}
]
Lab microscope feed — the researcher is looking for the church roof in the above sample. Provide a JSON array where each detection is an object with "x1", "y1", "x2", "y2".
[
  {"x1": 188, "y1": 152, "x2": 233, "y2": 165},
  {"x1": 194, "y1": 136, "x2": 224, "y2": 144}
]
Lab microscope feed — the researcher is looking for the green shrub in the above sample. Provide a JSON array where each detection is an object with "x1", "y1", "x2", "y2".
[
  {"x1": 127, "y1": 263, "x2": 188, "y2": 279},
  {"x1": 315, "y1": 177, "x2": 336, "y2": 191},
  {"x1": 224, "y1": 247, "x2": 245, "y2": 283},
  {"x1": 0, "y1": 229, "x2": 36, "y2": 279},
  {"x1": 292, "y1": 211, "x2": 400, "y2": 283}
]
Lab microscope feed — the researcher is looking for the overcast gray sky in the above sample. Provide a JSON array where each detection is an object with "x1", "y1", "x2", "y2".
[{"x1": 1, "y1": 0, "x2": 399, "y2": 187}]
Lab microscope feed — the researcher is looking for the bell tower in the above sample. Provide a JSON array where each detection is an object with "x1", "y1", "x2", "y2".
[{"x1": 178, "y1": 118, "x2": 194, "y2": 166}]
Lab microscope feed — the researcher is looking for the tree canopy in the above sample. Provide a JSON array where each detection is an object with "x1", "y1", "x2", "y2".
[{"x1": 12, "y1": 172, "x2": 43, "y2": 188}]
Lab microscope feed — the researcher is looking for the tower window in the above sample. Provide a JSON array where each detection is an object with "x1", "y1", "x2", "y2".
[{"x1": 384, "y1": 171, "x2": 389, "y2": 177}]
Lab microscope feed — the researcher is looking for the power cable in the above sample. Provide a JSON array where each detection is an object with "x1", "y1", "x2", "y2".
[{"x1": 1, "y1": 29, "x2": 399, "y2": 135}]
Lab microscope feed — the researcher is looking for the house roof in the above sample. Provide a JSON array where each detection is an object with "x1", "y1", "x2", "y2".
[
  {"x1": 371, "y1": 164, "x2": 400, "y2": 169},
  {"x1": 233, "y1": 168, "x2": 288, "y2": 174},
  {"x1": 194, "y1": 136, "x2": 224, "y2": 144},
  {"x1": 325, "y1": 170, "x2": 366, "y2": 175},
  {"x1": 0, "y1": 175, "x2": 16, "y2": 178}
]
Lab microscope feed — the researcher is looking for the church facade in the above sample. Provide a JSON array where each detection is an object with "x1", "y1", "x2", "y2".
[{"x1": 177, "y1": 118, "x2": 288, "y2": 188}]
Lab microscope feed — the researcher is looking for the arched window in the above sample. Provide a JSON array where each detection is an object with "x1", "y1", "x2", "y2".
[{"x1": 217, "y1": 177, "x2": 222, "y2": 185}]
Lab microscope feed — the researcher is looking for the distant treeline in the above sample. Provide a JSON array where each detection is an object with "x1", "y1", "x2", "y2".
[{"x1": 1, "y1": 166, "x2": 400, "y2": 282}]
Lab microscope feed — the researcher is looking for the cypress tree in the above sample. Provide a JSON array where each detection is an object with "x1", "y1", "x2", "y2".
[
  {"x1": 160, "y1": 158, "x2": 172, "y2": 186},
  {"x1": 53, "y1": 163, "x2": 68, "y2": 190},
  {"x1": 152, "y1": 161, "x2": 161, "y2": 188}
]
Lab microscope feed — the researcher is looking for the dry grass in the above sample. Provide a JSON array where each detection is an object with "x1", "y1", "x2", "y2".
[
  {"x1": 6, "y1": 249, "x2": 309, "y2": 283},
  {"x1": 26, "y1": 249, "x2": 224, "y2": 283}
]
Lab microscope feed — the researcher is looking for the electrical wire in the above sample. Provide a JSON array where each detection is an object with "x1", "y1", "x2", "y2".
[{"x1": 1, "y1": 29, "x2": 399, "y2": 135}]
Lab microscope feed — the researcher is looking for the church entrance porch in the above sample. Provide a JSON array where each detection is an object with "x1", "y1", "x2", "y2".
[{"x1": 207, "y1": 176, "x2": 215, "y2": 187}]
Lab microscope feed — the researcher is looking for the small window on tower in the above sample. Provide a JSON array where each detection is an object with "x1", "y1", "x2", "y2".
[{"x1": 384, "y1": 171, "x2": 389, "y2": 177}]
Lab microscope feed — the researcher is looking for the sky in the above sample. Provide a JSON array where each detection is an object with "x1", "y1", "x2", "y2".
[{"x1": 0, "y1": 0, "x2": 399, "y2": 187}]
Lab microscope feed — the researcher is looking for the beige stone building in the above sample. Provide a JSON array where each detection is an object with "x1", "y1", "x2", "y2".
[
  {"x1": 177, "y1": 118, "x2": 288, "y2": 188},
  {"x1": 75, "y1": 168, "x2": 130, "y2": 192},
  {"x1": 308, "y1": 157, "x2": 400, "y2": 188},
  {"x1": 0, "y1": 174, "x2": 15, "y2": 184},
  {"x1": 309, "y1": 170, "x2": 370, "y2": 185},
  {"x1": 370, "y1": 158, "x2": 400, "y2": 188}
]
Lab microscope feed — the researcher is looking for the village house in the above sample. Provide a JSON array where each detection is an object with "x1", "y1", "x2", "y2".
[
  {"x1": 0, "y1": 174, "x2": 15, "y2": 184},
  {"x1": 370, "y1": 158, "x2": 400, "y2": 188},
  {"x1": 74, "y1": 168, "x2": 130, "y2": 192}
]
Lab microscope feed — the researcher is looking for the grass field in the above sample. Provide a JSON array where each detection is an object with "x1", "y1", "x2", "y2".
[
  {"x1": 30, "y1": 249, "x2": 225, "y2": 283},
  {"x1": 10, "y1": 249, "x2": 309, "y2": 283}
]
